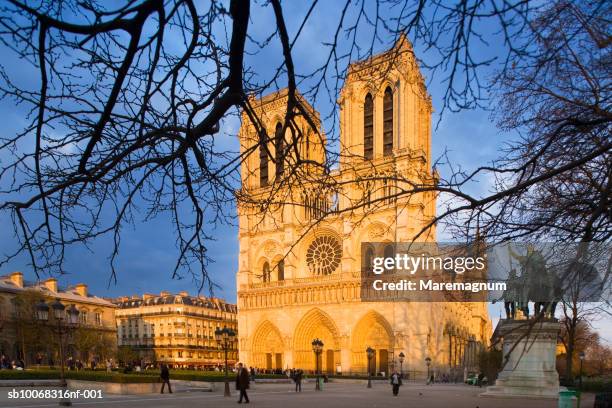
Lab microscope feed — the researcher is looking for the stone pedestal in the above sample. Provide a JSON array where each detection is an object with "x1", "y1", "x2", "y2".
[{"x1": 481, "y1": 319, "x2": 560, "y2": 399}]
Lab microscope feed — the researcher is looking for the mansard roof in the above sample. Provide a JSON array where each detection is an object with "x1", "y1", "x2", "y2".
[{"x1": 112, "y1": 291, "x2": 237, "y2": 313}]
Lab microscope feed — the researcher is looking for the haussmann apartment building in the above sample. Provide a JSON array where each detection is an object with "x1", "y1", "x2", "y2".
[{"x1": 114, "y1": 291, "x2": 238, "y2": 369}]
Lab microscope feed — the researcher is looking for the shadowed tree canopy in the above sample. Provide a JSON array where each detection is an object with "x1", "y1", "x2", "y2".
[{"x1": 0, "y1": 0, "x2": 609, "y2": 291}]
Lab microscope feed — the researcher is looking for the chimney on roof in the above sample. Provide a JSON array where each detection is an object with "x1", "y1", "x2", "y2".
[
  {"x1": 9, "y1": 272, "x2": 23, "y2": 288},
  {"x1": 44, "y1": 278, "x2": 58, "y2": 293},
  {"x1": 160, "y1": 291, "x2": 171, "y2": 297},
  {"x1": 178, "y1": 291, "x2": 189, "y2": 297},
  {"x1": 74, "y1": 283, "x2": 88, "y2": 297}
]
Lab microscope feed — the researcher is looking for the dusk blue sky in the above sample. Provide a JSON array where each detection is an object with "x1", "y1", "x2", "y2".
[{"x1": 0, "y1": 2, "x2": 608, "y2": 342}]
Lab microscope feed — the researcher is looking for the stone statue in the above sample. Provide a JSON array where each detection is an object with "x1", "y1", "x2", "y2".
[
  {"x1": 509, "y1": 244, "x2": 548, "y2": 319},
  {"x1": 494, "y1": 268, "x2": 519, "y2": 319}
]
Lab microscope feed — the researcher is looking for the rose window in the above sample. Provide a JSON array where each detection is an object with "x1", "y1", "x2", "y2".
[{"x1": 306, "y1": 235, "x2": 342, "y2": 275}]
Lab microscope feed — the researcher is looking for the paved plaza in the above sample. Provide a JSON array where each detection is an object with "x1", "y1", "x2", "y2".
[{"x1": 0, "y1": 382, "x2": 595, "y2": 408}]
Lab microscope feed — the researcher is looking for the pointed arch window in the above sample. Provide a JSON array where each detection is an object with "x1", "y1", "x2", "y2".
[
  {"x1": 275, "y1": 122, "x2": 284, "y2": 178},
  {"x1": 259, "y1": 133, "x2": 269, "y2": 187},
  {"x1": 277, "y1": 260, "x2": 284, "y2": 281},
  {"x1": 383, "y1": 87, "x2": 394, "y2": 156},
  {"x1": 364, "y1": 246, "x2": 375, "y2": 275},
  {"x1": 262, "y1": 262, "x2": 271, "y2": 283},
  {"x1": 383, "y1": 244, "x2": 395, "y2": 273},
  {"x1": 364, "y1": 93, "x2": 374, "y2": 159}
]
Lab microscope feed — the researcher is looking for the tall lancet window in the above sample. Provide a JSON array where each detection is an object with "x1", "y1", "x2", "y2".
[
  {"x1": 262, "y1": 262, "x2": 270, "y2": 282},
  {"x1": 275, "y1": 122, "x2": 284, "y2": 178},
  {"x1": 259, "y1": 133, "x2": 269, "y2": 187},
  {"x1": 383, "y1": 87, "x2": 394, "y2": 156},
  {"x1": 277, "y1": 260, "x2": 284, "y2": 281},
  {"x1": 364, "y1": 93, "x2": 374, "y2": 160}
]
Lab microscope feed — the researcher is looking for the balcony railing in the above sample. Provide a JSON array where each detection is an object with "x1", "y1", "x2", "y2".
[
  {"x1": 249, "y1": 280, "x2": 286, "y2": 289},
  {"x1": 243, "y1": 271, "x2": 361, "y2": 290}
]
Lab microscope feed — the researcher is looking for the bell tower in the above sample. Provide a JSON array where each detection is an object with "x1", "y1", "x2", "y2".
[
  {"x1": 335, "y1": 35, "x2": 437, "y2": 241},
  {"x1": 238, "y1": 89, "x2": 325, "y2": 192},
  {"x1": 338, "y1": 34, "x2": 433, "y2": 169},
  {"x1": 236, "y1": 89, "x2": 326, "y2": 293}
]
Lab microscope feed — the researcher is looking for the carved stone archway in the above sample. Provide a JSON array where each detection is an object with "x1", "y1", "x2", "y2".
[
  {"x1": 251, "y1": 320, "x2": 284, "y2": 370},
  {"x1": 351, "y1": 310, "x2": 394, "y2": 374},
  {"x1": 292, "y1": 308, "x2": 340, "y2": 372}
]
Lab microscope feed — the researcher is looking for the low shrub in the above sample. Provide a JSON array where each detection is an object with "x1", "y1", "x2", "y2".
[
  {"x1": 0, "y1": 368, "x2": 286, "y2": 383},
  {"x1": 574, "y1": 378, "x2": 612, "y2": 393},
  {"x1": 0, "y1": 369, "x2": 159, "y2": 383}
]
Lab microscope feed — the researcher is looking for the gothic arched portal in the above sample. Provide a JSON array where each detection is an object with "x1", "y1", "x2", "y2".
[
  {"x1": 251, "y1": 320, "x2": 284, "y2": 370},
  {"x1": 292, "y1": 308, "x2": 340, "y2": 372},
  {"x1": 351, "y1": 310, "x2": 394, "y2": 374}
]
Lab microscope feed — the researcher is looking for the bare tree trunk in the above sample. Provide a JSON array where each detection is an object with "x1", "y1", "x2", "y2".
[{"x1": 565, "y1": 336, "x2": 574, "y2": 384}]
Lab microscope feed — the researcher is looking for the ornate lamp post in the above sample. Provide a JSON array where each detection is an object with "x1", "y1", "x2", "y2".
[
  {"x1": 215, "y1": 326, "x2": 236, "y2": 397},
  {"x1": 398, "y1": 352, "x2": 405, "y2": 377},
  {"x1": 425, "y1": 356, "x2": 432, "y2": 383},
  {"x1": 579, "y1": 351, "x2": 585, "y2": 390},
  {"x1": 311, "y1": 338, "x2": 323, "y2": 391},
  {"x1": 366, "y1": 346, "x2": 375, "y2": 388},
  {"x1": 36, "y1": 298, "x2": 79, "y2": 407}
]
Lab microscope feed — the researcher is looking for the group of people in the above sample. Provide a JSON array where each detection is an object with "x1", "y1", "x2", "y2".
[
  {"x1": 0, "y1": 354, "x2": 25, "y2": 370},
  {"x1": 65, "y1": 356, "x2": 86, "y2": 371},
  {"x1": 156, "y1": 362, "x2": 464, "y2": 400},
  {"x1": 156, "y1": 362, "x2": 252, "y2": 403},
  {"x1": 289, "y1": 368, "x2": 304, "y2": 392},
  {"x1": 1, "y1": 352, "x2": 118, "y2": 373}
]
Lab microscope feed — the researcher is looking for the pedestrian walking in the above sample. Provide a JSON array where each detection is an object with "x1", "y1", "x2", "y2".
[
  {"x1": 294, "y1": 369, "x2": 303, "y2": 392},
  {"x1": 477, "y1": 372, "x2": 485, "y2": 388},
  {"x1": 236, "y1": 362, "x2": 250, "y2": 403},
  {"x1": 390, "y1": 370, "x2": 402, "y2": 396},
  {"x1": 160, "y1": 364, "x2": 172, "y2": 394}
]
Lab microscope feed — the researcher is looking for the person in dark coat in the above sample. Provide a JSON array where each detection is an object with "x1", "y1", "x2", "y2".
[
  {"x1": 235, "y1": 363, "x2": 250, "y2": 403},
  {"x1": 160, "y1": 364, "x2": 172, "y2": 394},
  {"x1": 390, "y1": 370, "x2": 402, "y2": 396},
  {"x1": 294, "y1": 369, "x2": 303, "y2": 392}
]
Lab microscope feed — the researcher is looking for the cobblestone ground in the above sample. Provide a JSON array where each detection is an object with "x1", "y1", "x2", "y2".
[{"x1": 1, "y1": 382, "x2": 595, "y2": 408}]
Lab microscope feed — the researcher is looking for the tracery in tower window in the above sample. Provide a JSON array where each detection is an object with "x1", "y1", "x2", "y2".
[
  {"x1": 274, "y1": 122, "x2": 284, "y2": 178},
  {"x1": 383, "y1": 87, "x2": 394, "y2": 156},
  {"x1": 364, "y1": 93, "x2": 374, "y2": 159}
]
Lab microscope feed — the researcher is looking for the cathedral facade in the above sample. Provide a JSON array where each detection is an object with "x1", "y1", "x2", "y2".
[{"x1": 236, "y1": 37, "x2": 490, "y2": 377}]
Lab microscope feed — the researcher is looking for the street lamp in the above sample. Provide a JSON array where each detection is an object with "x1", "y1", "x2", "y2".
[
  {"x1": 366, "y1": 346, "x2": 375, "y2": 388},
  {"x1": 311, "y1": 338, "x2": 324, "y2": 391},
  {"x1": 215, "y1": 326, "x2": 236, "y2": 397},
  {"x1": 425, "y1": 356, "x2": 432, "y2": 384},
  {"x1": 398, "y1": 352, "x2": 405, "y2": 377},
  {"x1": 36, "y1": 298, "x2": 79, "y2": 407},
  {"x1": 579, "y1": 351, "x2": 585, "y2": 390}
]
